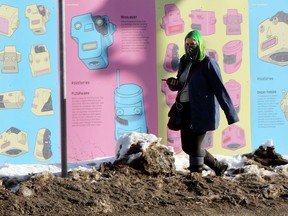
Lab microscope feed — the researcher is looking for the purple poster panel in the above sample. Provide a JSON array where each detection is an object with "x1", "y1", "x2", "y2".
[{"x1": 64, "y1": 0, "x2": 157, "y2": 161}]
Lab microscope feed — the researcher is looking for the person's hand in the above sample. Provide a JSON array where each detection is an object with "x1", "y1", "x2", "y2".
[{"x1": 166, "y1": 77, "x2": 178, "y2": 87}]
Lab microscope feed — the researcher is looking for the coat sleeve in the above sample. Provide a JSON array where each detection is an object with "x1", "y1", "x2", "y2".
[{"x1": 205, "y1": 58, "x2": 239, "y2": 125}]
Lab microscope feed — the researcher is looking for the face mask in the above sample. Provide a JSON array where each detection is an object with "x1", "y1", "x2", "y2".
[{"x1": 186, "y1": 44, "x2": 198, "y2": 58}]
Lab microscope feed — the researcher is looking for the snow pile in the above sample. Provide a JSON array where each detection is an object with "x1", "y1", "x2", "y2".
[
  {"x1": 114, "y1": 132, "x2": 176, "y2": 176},
  {"x1": 115, "y1": 132, "x2": 164, "y2": 161},
  {"x1": 0, "y1": 133, "x2": 288, "y2": 179}
]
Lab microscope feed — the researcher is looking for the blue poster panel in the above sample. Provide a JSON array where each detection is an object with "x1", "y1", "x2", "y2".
[
  {"x1": 249, "y1": 0, "x2": 288, "y2": 154},
  {"x1": 0, "y1": 0, "x2": 61, "y2": 164}
]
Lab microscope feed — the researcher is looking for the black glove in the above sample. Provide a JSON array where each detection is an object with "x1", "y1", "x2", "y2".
[{"x1": 166, "y1": 77, "x2": 178, "y2": 87}]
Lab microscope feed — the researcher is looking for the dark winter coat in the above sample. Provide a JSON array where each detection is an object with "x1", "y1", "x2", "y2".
[{"x1": 170, "y1": 55, "x2": 239, "y2": 132}]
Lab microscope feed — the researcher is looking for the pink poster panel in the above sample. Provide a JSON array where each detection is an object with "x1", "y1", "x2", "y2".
[{"x1": 64, "y1": 0, "x2": 157, "y2": 161}]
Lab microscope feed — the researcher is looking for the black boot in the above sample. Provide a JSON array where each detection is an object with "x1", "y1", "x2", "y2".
[
  {"x1": 189, "y1": 156, "x2": 204, "y2": 173},
  {"x1": 189, "y1": 165, "x2": 203, "y2": 173},
  {"x1": 204, "y1": 150, "x2": 228, "y2": 176}
]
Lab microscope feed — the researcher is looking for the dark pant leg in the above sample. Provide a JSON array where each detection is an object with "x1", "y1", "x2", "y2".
[
  {"x1": 180, "y1": 129, "x2": 206, "y2": 157},
  {"x1": 179, "y1": 103, "x2": 206, "y2": 170}
]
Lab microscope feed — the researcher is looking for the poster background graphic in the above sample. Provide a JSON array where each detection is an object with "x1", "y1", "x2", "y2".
[
  {"x1": 0, "y1": 0, "x2": 61, "y2": 164},
  {"x1": 156, "y1": 0, "x2": 252, "y2": 156},
  {"x1": 249, "y1": 0, "x2": 288, "y2": 154},
  {"x1": 64, "y1": 0, "x2": 157, "y2": 162}
]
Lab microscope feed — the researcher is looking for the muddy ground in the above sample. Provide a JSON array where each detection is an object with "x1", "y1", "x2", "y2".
[
  {"x1": 1, "y1": 161, "x2": 288, "y2": 216},
  {"x1": 1, "y1": 141, "x2": 288, "y2": 216}
]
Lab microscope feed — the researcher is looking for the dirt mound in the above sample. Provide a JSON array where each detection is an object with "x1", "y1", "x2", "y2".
[
  {"x1": 114, "y1": 139, "x2": 176, "y2": 176},
  {"x1": 1, "y1": 141, "x2": 288, "y2": 215},
  {"x1": 1, "y1": 163, "x2": 288, "y2": 216}
]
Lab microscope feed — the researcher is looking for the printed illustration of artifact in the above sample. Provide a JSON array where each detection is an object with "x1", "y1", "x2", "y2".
[
  {"x1": 31, "y1": 88, "x2": 54, "y2": 116},
  {"x1": 71, "y1": 13, "x2": 116, "y2": 69},
  {"x1": 167, "y1": 128, "x2": 182, "y2": 154},
  {"x1": 0, "y1": 5, "x2": 19, "y2": 37},
  {"x1": 29, "y1": 44, "x2": 51, "y2": 77},
  {"x1": 281, "y1": 90, "x2": 288, "y2": 120},
  {"x1": 222, "y1": 124, "x2": 246, "y2": 150},
  {"x1": 224, "y1": 79, "x2": 241, "y2": 113},
  {"x1": 0, "y1": 90, "x2": 25, "y2": 109},
  {"x1": 258, "y1": 11, "x2": 288, "y2": 66},
  {"x1": 25, "y1": 4, "x2": 49, "y2": 35},
  {"x1": 160, "y1": 4, "x2": 184, "y2": 36},
  {"x1": 202, "y1": 131, "x2": 214, "y2": 150},
  {"x1": 34, "y1": 128, "x2": 52, "y2": 161},
  {"x1": 0, "y1": 127, "x2": 28, "y2": 157},
  {"x1": 189, "y1": 10, "x2": 216, "y2": 35},
  {"x1": 206, "y1": 49, "x2": 218, "y2": 61},
  {"x1": 163, "y1": 43, "x2": 179, "y2": 72},
  {"x1": 0, "y1": 45, "x2": 21, "y2": 73},
  {"x1": 114, "y1": 69, "x2": 147, "y2": 140},
  {"x1": 161, "y1": 79, "x2": 177, "y2": 107},
  {"x1": 223, "y1": 9, "x2": 242, "y2": 35},
  {"x1": 222, "y1": 40, "x2": 243, "y2": 73}
]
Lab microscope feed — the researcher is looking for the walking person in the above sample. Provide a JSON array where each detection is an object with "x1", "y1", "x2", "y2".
[{"x1": 166, "y1": 30, "x2": 239, "y2": 176}]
